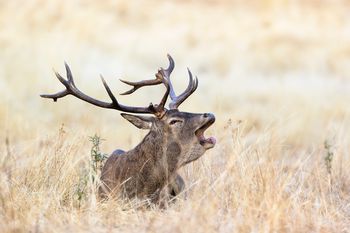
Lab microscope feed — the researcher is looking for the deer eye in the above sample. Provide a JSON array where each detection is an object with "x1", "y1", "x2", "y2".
[{"x1": 169, "y1": 119, "x2": 183, "y2": 125}]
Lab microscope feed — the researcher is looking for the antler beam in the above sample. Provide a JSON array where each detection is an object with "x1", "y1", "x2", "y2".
[
  {"x1": 41, "y1": 55, "x2": 198, "y2": 117},
  {"x1": 40, "y1": 63, "x2": 159, "y2": 115}
]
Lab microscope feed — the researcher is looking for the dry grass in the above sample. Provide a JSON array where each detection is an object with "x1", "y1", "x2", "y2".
[{"x1": 1, "y1": 0, "x2": 350, "y2": 232}]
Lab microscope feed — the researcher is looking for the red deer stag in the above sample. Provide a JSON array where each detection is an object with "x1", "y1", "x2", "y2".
[{"x1": 41, "y1": 55, "x2": 216, "y2": 204}]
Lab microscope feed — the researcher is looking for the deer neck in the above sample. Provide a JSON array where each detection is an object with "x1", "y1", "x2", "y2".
[{"x1": 133, "y1": 130, "x2": 180, "y2": 178}]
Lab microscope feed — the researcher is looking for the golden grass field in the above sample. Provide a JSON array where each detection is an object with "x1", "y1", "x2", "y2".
[{"x1": 1, "y1": 0, "x2": 350, "y2": 232}]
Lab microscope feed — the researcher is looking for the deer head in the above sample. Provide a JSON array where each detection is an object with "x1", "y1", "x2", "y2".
[{"x1": 41, "y1": 55, "x2": 216, "y2": 201}]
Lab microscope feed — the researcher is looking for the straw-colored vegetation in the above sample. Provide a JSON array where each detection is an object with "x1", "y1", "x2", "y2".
[{"x1": 1, "y1": 0, "x2": 350, "y2": 232}]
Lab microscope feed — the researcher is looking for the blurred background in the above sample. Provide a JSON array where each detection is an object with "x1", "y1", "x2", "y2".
[
  {"x1": 2, "y1": 1, "x2": 350, "y2": 231},
  {"x1": 1, "y1": 0, "x2": 350, "y2": 151}
]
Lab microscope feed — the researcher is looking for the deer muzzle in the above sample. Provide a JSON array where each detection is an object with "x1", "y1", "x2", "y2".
[{"x1": 195, "y1": 113, "x2": 216, "y2": 149}]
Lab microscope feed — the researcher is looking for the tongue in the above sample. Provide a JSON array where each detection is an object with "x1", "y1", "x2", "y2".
[
  {"x1": 200, "y1": 136, "x2": 216, "y2": 145},
  {"x1": 206, "y1": 136, "x2": 216, "y2": 145}
]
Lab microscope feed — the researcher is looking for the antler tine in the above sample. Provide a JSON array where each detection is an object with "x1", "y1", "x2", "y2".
[
  {"x1": 100, "y1": 75, "x2": 118, "y2": 105},
  {"x1": 65, "y1": 62, "x2": 76, "y2": 86},
  {"x1": 119, "y1": 54, "x2": 175, "y2": 96},
  {"x1": 161, "y1": 54, "x2": 176, "y2": 100},
  {"x1": 40, "y1": 65, "x2": 73, "y2": 101},
  {"x1": 100, "y1": 75, "x2": 157, "y2": 114},
  {"x1": 41, "y1": 63, "x2": 156, "y2": 114},
  {"x1": 168, "y1": 67, "x2": 198, "y2": 110},
  {"x1": 119, "y1": 77, "x2": 162, "y2": 95}
]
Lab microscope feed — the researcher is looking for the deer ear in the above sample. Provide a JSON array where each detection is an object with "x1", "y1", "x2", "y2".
[{"x1": 120, "y1": 113, "x2": 154, "y2": 129}]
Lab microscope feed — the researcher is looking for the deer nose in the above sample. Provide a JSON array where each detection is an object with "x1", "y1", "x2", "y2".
[{"x1": 203, "y1": 113, "x2": 215, "y2": 119}]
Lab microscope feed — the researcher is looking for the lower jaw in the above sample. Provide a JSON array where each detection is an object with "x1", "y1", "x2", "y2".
[
  {"x1": 199, "y1": 136, "x2": 216, "y2": 149},
  {"x1": 200, "y1": 140, "x2": 215, "y2": 149},
  {"x1": 202, "y1": 144, "x2": 215, "y2": 150}
]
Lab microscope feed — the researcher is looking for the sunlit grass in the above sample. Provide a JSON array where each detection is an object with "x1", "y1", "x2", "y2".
[{"x1": 1, "y1": 0, "x2": 350, "y2": 232}]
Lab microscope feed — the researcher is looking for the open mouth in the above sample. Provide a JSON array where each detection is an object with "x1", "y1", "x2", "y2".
[{"x1": 195, "y1": 116, "x2": 216, "y2": 149}]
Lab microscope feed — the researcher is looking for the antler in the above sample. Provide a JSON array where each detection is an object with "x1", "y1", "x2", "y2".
[
  {"x1": 40, "y1": 63, "x2": 169, "y2": 117},
  {"x1": 41, "y1": 55, "x2": 198, "y2": 117},
  {"x1": 161, "y1": 55, "x2": 198, "y2": 110},
  {"x1": 119, "y1": 56, "x2": 174, "y2": 96},
  {"x1": 121, "y1": 54, "x2": 198, "y2": 110}
]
